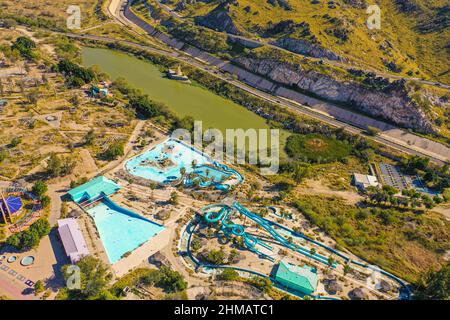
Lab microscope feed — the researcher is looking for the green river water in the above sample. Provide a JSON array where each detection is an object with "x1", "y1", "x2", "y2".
[
  {"x1": 81, "y1": 47, "x2": 288, "y2": 157},
  {"x1": 82, "y1": 47, "x2": 272, "y2": 131}
]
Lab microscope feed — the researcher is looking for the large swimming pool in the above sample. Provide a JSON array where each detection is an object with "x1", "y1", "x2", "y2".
[
  {"x1": 86, "y1": 197, "x2": 164, "y2": 264},
  {"x1": 125, "y1": 139, "x2": 211, "y2": 183}
]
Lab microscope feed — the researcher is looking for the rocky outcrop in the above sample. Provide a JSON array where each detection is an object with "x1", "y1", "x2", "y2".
[
  {"x1": 273, "y1": 38, "x2": 343, "y2": 62},
  {"x1": 343, "y1": 0, "x2": 367, "y2": 9},
  {"x1": 195, "y1": 2, "x2": 242, "y2": 35},
  {"x1": 395, "y1": 0, "x2": 421, "y2": 13},
  {"x1": 267, "y1": 0, "x2": 292, "y2": 11},
  {"x1": 234, "y1": 56, "x2": 435, "y2": 133}
]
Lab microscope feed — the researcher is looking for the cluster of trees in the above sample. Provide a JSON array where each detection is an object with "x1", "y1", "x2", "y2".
[
  {"x1": 167, "y1": 20, "x2": 231, "y2": 55},
  {"x1": 102, "y1": 142, "x2": 125, "y2": 161},
  {"x1": 11, "y1": 36, "x2": 37, "y2": 60},
  {"x1": 202, "y1": 248, "x2": 240, "y2": 265},
  {"x1": 414, "y1": 263, "x2": 449, "y2": 300},
  {"x1": 217, "y1": 268, "x2": 240, "y2": 281},
  {"x1": 140, "y1": 266, "x2": 187, "y2": 293},
  {"x1": 109, "y1": 266, "x2": 187, "y2": 299},
  {"x1": 32, "y1": 180, "x2": 51, "y2": 208},
  {"x1": 0, "y1": 14, "x2": 62, "y2": 31},
  {"x1": 46, "y1": 153, "x2": 76, "y2": 177},
  {"x1": 6, "y1": 219, "x2": 51, "y2": 250},
  {"x1": 402, "y1": 156, "x2": 449, "y2": 192},
  {"x1": 56, "y1": 59, "x2": 96, "y2": 88},
  {"x1": 204, "y1": 248, "x2": 226, "y2": 265},
  {"x1": 0, "y1": 149, "x2": 7, "y2": 163},
  {"x1": 61, "y1": 256, "x2": 114, "y2": 300},
  {"x1": 366, "y1": 185, "x2": 442, "y2": 210}
]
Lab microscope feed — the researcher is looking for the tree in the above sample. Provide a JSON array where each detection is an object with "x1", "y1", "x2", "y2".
[
  {"x1": 414, "y1": 263, "x2": 449, "y2": 300},
  {"x1": 9, "y1": 136, "x2": 21, "y2": 148},
  {"x1": 0, "y1": 149, "x2": 8, "y2": 163},
  {"x1": 169, "y1": 191, "x2": 179, "y2": 205},
  {"x1": 156, "y1": 266, "x2": 187, "y2": 293},
  {"x1": 327, "y1": 256, "x2": 335, "y2": 268},
  {"x1": 228, "y1": 249, "x2": 239, "y2": 263},
  {"x1": 149, "y1": 182, "x2": 158, "y2": 200},
  {"x1": 218, "y1": 269, "x2": 239, "y2": 281},
  {"x1": 32, "y1": 180, "x2": 48, "y2": 198},
  {"x1": 46, "y1": 153, "x2": 75, "y2": 177},
  {"x1": 6, "y1": 219, "x2": 50, "y2": 250},
  {"x1": 84, "y1": 130, "x2": 95, "y2": 146},
  {"x1": 69, "y1": 94, "x2": 80, "y2": 108},
  {"x1": 191, "y1": 238, "x2": 202, "y2": 252},
  {"x1": 365, "y1": 126, "x2": 381, "y2": 136},
  {"x1": 403, "y1": 156, "x2": 430, "y2": 174},
  {"x1": 11, "y1": 36, "x2": 36, "y2": 59},
  {"x1": 103, "y1": 142, "x2": 124, "y2": 160},
  {"x1": 27, "y1": 89, "x2": 39, "y2": 107},
  {"x1": 62, "y1": 256, "x2": 112, "y2": 300},
  {"x1": 343, "y1": 264, "x2": 352, "y2": 276},
  {"x1": 205, "y1": 249, "x2": 226, "y2": 265},
  {"x1": 34, "y1": 280, "x2": 45, "y2": 295}
]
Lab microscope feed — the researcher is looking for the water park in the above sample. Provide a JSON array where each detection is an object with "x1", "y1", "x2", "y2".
[
  {"x1": 125, "y1": 138, "x2": 244, "y2": 191},
  {"x1": 67, "y1": 176, "x2": 166, "y2": 266},
  {"x1": 178, "y1": 200, "x2": 411, "y2": 299}
]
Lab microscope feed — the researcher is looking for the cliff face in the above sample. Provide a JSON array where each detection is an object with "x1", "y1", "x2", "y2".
[
  {"x1": 234, "y1": 56, "x2": 435, "y2": 133},
  {"x1": 273, "y1": 38, "x2": 343, "y2": 62}
]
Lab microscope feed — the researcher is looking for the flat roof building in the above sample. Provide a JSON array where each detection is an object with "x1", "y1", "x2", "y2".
[
  {"x1": 67, "y1": 176, "x2": 121, "y2": 203},
  {"x1": 274, "y1": 260, "x2": 318, "y2": 295},
  {"x1": 57, "y1": 218, "x2": 90, "y2": 264},
  {"x1": 352, "y1": 173, "x2": 379, "y2": 191}
]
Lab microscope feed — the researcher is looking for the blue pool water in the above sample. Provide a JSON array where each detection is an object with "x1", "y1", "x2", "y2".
[
  {"x1": 194, "y1": 165, "x2": 231, "y2": 182},
  {"x1": 125, "y1": 139, "x2": 211, "y2": 183},
  {"x1": 86, "y1": 197, "x2": 165, "y2": 264}
]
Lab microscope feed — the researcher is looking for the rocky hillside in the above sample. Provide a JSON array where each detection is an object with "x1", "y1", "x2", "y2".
[
  {"x1": 234, "y1": 48, "x2": 436, "y2": 133},
  {"x1": 171, "y1": 0, "x2": 450, "y2": 84}
]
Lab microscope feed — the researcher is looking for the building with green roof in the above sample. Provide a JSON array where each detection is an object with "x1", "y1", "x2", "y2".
[
  {"x1": 67, "y1": 176, "x2": 121, "y2": 203},
  {"x1": 274, "y1": 260, "x2": 319, "y2": 295}
]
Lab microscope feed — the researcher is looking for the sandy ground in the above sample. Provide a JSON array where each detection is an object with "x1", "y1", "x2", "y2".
[
  {"x1": 296, "y1": 179, "x2": 363, "y2": 205},
  {"x1": 0, "y1": 231, "x2": 67, "y2": 299}
]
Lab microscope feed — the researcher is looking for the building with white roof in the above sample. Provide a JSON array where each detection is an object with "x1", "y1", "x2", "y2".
[
  {"x1": 352, "y1": 173, "x2": 379, "y2": 191},
  {"x1": 57, "y1": 218, "x2": 90, "y2": 264}
]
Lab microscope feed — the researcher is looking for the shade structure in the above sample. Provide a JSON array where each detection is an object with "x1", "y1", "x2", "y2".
[{"x1": 1, "y1": 196, "x2": 23, "y2": 215}]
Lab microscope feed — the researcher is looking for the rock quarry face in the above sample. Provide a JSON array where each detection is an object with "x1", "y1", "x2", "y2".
[
  {"x1": 234, "y1": 56, "x2": 435, "y2": 133},
  {"x1": 273, "y1": 38, "x2": 343, "y2": 61}
]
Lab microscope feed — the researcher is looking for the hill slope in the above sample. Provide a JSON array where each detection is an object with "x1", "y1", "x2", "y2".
[{"x1": 172, "y1": 0, "x2": 450, "y2": 84}]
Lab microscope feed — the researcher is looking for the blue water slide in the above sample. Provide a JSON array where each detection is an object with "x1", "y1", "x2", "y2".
[
  {"x1": 203, "y1": 205, "x2": 274, "y2": 261},
  {"x1": 232, "y1": 202, "x2": 336, "y2": 267},
  {"x1": 231, "y1": 202, "x2": 411, "y2": 298}
]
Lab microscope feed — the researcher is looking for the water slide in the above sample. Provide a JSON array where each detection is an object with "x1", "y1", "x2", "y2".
[
  {"x1": 203, "y1": 205, "x2": 275, "y2": 262},
  {"x1": 232, "y1": 202, "x2": 336, "y2": 267},
  {"x1": 213, "y1": 161, "x2": 245, "y2": 183},
  {"x1": 232, "y1": 202, "x2": 411, "y2": 298}
]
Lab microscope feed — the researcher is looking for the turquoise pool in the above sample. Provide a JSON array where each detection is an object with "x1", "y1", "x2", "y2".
[
  {"x1": 125, "y1": 139, "x2": 211, "y2": 183},
  {"x1": 86, "y1": 197, "x2": 164, "y2": 264},
  {"x1": 194, "y1": 165, "x2": 231, "y2": 182}
]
